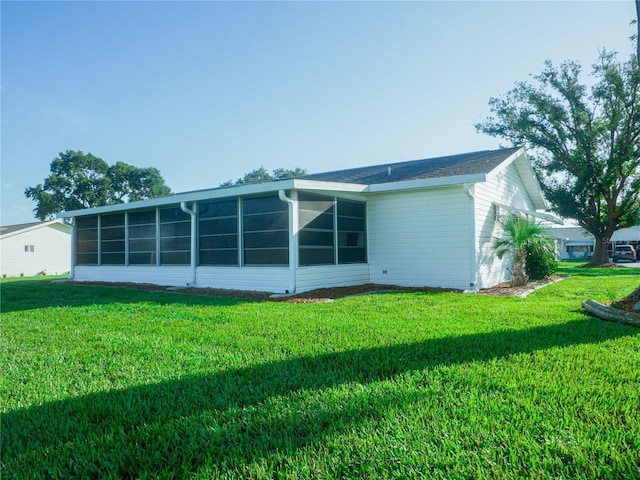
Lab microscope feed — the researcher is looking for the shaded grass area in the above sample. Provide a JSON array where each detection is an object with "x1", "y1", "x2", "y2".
[{"x1": 2, "y1": 265, "x2": 639, "y2": 479}]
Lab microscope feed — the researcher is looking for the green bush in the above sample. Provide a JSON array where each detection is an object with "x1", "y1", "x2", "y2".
[{"x1": 525, "y1": 241, "x2": 558, "y2": 279}]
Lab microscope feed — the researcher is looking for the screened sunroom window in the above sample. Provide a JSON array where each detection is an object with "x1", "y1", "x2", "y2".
[
  {"x1": 298, "y1": 193, "x2": 335, "y2": 266},
  {"x1": 159, "y1": 206, "x2": 191, "y2": 265},
  {"x1": 243, "y1": 195, "x2": 289, "y2": 265},
  {"x1": 100, "y1": 213, "x2": 125, "y2": 265},
  {"x1": 76, "y1": 215, "x2": 99, "y2": 265},
  {"x1": 337, "y1": 198, "x2": 366, "y2": 264},
  {"x1": 128, "y1": 209, "x2": 157, "y2": 265},
  {"x1": 199, "y1": 198, "x2": 238, "y2": 265}
]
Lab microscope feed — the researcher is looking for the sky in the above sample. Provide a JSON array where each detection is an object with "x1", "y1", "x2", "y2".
[{"x1": 1, "y1": 0, "x2": 637, "y2": 225}]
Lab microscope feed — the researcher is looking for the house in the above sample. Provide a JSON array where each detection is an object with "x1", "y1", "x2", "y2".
[
  {"x1": 0, "y1": 219, "x2": 72, "y2": 277},
  {"x1": 57, "y1": 147, "x2": 558, "y2": 293},
  {"x1": 550, "y1": 225, "x2": 640, "y2": 260}
]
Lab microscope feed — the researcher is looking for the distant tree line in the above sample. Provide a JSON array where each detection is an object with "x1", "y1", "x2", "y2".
[
  {"x1": 220, "y1": 167, "x2": 307, "y2": 187},
  {"x1": 25, "y1": 150, "x2": 172, "y2": 220}
]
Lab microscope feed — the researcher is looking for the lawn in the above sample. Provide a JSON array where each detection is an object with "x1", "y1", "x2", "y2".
[{"x1": 2, "y1": 264, "x2": 639, "y2": 479}]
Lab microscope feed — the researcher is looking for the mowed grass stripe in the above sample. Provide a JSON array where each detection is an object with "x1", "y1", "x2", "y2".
[{"x1": 1, "y1": 264, "x2": 639, "y2": 479}]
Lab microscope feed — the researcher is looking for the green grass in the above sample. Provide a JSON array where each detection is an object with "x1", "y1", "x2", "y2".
[{"x1": 2, "y1": 264, "x2": 639, "y2": 479}]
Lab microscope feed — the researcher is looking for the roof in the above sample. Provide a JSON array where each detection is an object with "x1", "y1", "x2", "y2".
[
  {"x1": 548, "y1": 227, "x2": 593, "y2": 242},
  {"x1": 0, "y1": 221, "x2": 43, "y2": 236},
  {"x1": 0, "y1": 219, "x2": 70, "y2": 238},
  {"x1": 298, "y1": 148, "x2": 522, "y2": 185},
  {"x1": 59, "y1": 147, "x2": 547, "y2": 218}
]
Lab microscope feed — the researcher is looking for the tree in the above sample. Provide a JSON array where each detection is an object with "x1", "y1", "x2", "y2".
[
  {"x1": 476, "y1": 52, "x2": 640, "y2": 266},
  {"x1": 25, "y1": 150, "x2": 172, "y2": 220},
  {"x1": 636, "y1": 0, "x2": 640, "y2": 60},
  {"x1": 492, "y1": 215, "x2": 557, "y2": 287},
  {"x1": 220, "y1": 167, "x2": 308, "y2": 187}
]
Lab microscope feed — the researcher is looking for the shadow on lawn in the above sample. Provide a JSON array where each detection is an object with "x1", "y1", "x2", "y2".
[
  {"x1": 0, "y1": 278, "x2": 252, "y2": 313},
  {"x1": 3, "y1": 318, "x2": 638, "y2": 478}
]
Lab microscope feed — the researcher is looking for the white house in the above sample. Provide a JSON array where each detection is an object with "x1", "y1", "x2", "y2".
[
  {"x1": 57, "y1": 147, "x2": 557, "y2": 293},
  {"x1": 550, "y1": 225, "x2": 640, "y2": 260},
  {"x1": 0, "y1": 220, "x2": 72, "y2": 277}
]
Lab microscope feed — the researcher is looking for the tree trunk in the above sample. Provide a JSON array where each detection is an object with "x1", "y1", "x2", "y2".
[
  {"x1": 586, "y1": 235, "x2": 610, "y2": 266},
  {"x1": 510, "y1": 250, "x2": 529, "y2": 287},
  {"x1": 626, "y1": 284, "x2": 640, "y2": 301}
]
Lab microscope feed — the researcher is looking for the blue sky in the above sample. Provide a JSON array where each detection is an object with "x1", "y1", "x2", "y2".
[{"x1": 1, "y1": 1, "x2": 636, "y2": 225}]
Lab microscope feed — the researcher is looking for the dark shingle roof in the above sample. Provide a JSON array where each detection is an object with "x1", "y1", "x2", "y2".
[
  {"x1": 298, "y1": 148, "x2": 521, "y2": 185},
  {"x1": 0, "y1": 221, "x2": 44, "y2": 236}
]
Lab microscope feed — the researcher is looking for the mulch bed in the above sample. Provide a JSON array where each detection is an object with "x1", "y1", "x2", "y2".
[{"x1": 65, "y1": 278, "x2": 567, "y2": 303}]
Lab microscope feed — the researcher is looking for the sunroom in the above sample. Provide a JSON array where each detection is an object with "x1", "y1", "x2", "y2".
[{"x1": 68, "y1": 187, "x2": 369, "y2": 294}]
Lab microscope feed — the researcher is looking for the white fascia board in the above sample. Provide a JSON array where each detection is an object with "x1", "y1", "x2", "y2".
[
  {"x1": 0, "y1": 219, "x2": 70, "y2": 239},
  {"x1": 494, "y1": 202, "x2": 563, "y2": 224},
  {"x1": 487, "y1": 148, "x2": 547, "y2": 210},
  {"x1": 291, "y1": 179, "x2": 368, "y2": 193},
  {"x1": 57, "y1": 180, "x2": 300, "y2": 218},
  {"x1": 485, "y1": 147, "x2": 524, "y2": 181},
  {"x1": 56, "y1": 179, "x2": 369, "y2": 219},
  {"x1": 366, "y1": 173, "x2": 487, "y2": 193}
]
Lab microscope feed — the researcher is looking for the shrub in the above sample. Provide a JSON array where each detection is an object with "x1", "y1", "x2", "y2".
[{"x1": 525, "y1": 240, "x2": 558, "y2": 280}]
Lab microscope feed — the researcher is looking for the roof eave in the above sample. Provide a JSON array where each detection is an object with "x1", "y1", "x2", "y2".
[
  {"x1": 57, "y1": 179, "x2": 369, "y2": 218},
  {"x1": 366, "y1": 173, "x2": 487, "y2": 193}
]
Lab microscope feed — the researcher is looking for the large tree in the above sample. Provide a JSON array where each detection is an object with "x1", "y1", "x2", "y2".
[
  {"x1": 220, "y1": 166, "x2": 308, "y2": 187},
  {"x1": 25, "y1": 150, "x2": 172, "y2": 220},
  {"x1": 476, "y1": 52, "x2": 640, "y2": 265},
  {"x1": 636, "y1": 0, "x2": 640, "y2": 60}
]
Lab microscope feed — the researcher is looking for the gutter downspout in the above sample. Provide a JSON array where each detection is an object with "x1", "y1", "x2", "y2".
[
  {"x1": 180, "y1": 201, "x2": 197, "y2": 286},
  {"x1": 278, "y1": 189, "x2": 297, "y2": 294},
  {"x1": 64, "y1": 217, "x2": 76, "y2": 280},
  {"x1": 463, "y1": 183, "x2": 478, "y2": 293}
]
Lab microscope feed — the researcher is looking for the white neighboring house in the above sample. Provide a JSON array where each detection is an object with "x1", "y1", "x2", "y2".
[
  {"x1": 0, "y1": 220, "x2": 72, "y2": 277},
  {"x1": 57, "y1": 147, "x2": 559, "y2": 293},
  {"x1": 550, "y1": 225, "x2": 640, "y2": 260}
]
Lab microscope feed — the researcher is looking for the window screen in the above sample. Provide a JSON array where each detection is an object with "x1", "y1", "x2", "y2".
[
  {"x1": 199, "y1": 198, "x2": 238, "y2": 265},
  {"x1": 100, "y1": 213, "x2": 125, "y2": 265},
  {"x1": 159, "y1": 206, "x2": 191, "y2": 265},
  {"x1": 337, "y1": 199, "x2": 366, "y2": 264},
  {"x1": 128, "y1": 209, "x2": 157, "y2": 265},
  {"x1": 242, "y1": 195, "x2": 289, "y2": 265},
  {"x1": 76, "y1": 215, "x2": 99, "y2": 265},
  {"x1": 298, "y1": 192, "x2": 335, "y2": 266}
]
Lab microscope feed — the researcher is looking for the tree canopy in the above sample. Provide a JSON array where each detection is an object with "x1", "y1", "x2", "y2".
[
  {"x1": 25, "y1": 150, "x2": 172, "y2": 220},
  {"x1": 220, "y1": 167, "x2": 308, "y2": 187},
  {"x1": 476, "y1": 52, "x2": 640, "y2": 265}
]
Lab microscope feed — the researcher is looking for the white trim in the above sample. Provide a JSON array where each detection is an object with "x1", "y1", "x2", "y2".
[
  {"x1": 493, "y1": 202, "x2": 563, "y2": 224},
  {"x1": 367, "y1": 173, "x2": 487, "y2": 193}
]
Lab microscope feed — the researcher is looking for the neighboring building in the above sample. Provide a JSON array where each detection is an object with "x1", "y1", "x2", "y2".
[
  {"x1": 550, "y1": 225, "x2": 640, "y2": 260},
  {"x1": 549, "y1": 227, "x2": 595, "y2": 260},
  {"x1": 0, "y1": 220, "x2": 72, "y2": 277},
  {"x1": 57, "y1": 147, "x2": 558, "y2": 293}
]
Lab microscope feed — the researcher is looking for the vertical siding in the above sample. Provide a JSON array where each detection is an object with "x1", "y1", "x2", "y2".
[
  {"x1": 0, "y1": 224, "x2": 71, "y2": 277},
  {"x1": 368, "y1": 187, "x2": 473, "y2": 290},
  {"x1": 474, "y1": 163, "x2": 537, "y2": 288}
]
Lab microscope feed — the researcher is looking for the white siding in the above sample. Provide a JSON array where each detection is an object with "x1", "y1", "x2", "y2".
[
  {"x1": 0, "y1": 223, "x2": 71, "y2": 277},
  {"x1": 74, "y1": 266, "x2": 192, "y2": 286},
  {"x1": 295, "y1": 264, "x2": 370, "y2": 293},
  {"x1": 474, "y1": 163, "x2": 537, "y2": 288},
  {"x1": 73, "y1": 265, "x2": 289, "y2": 293},
  {"x1": 196, "y1": 266, "x2": 289, "y2": 293},
  {"x1": 367, "y1": 187, "x2": 474, "y2": 290}
]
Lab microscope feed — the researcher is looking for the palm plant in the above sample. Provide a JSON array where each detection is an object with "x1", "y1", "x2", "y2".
[{"x1": 492, "y1": 215, "x2": 556, "y2": 287}]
